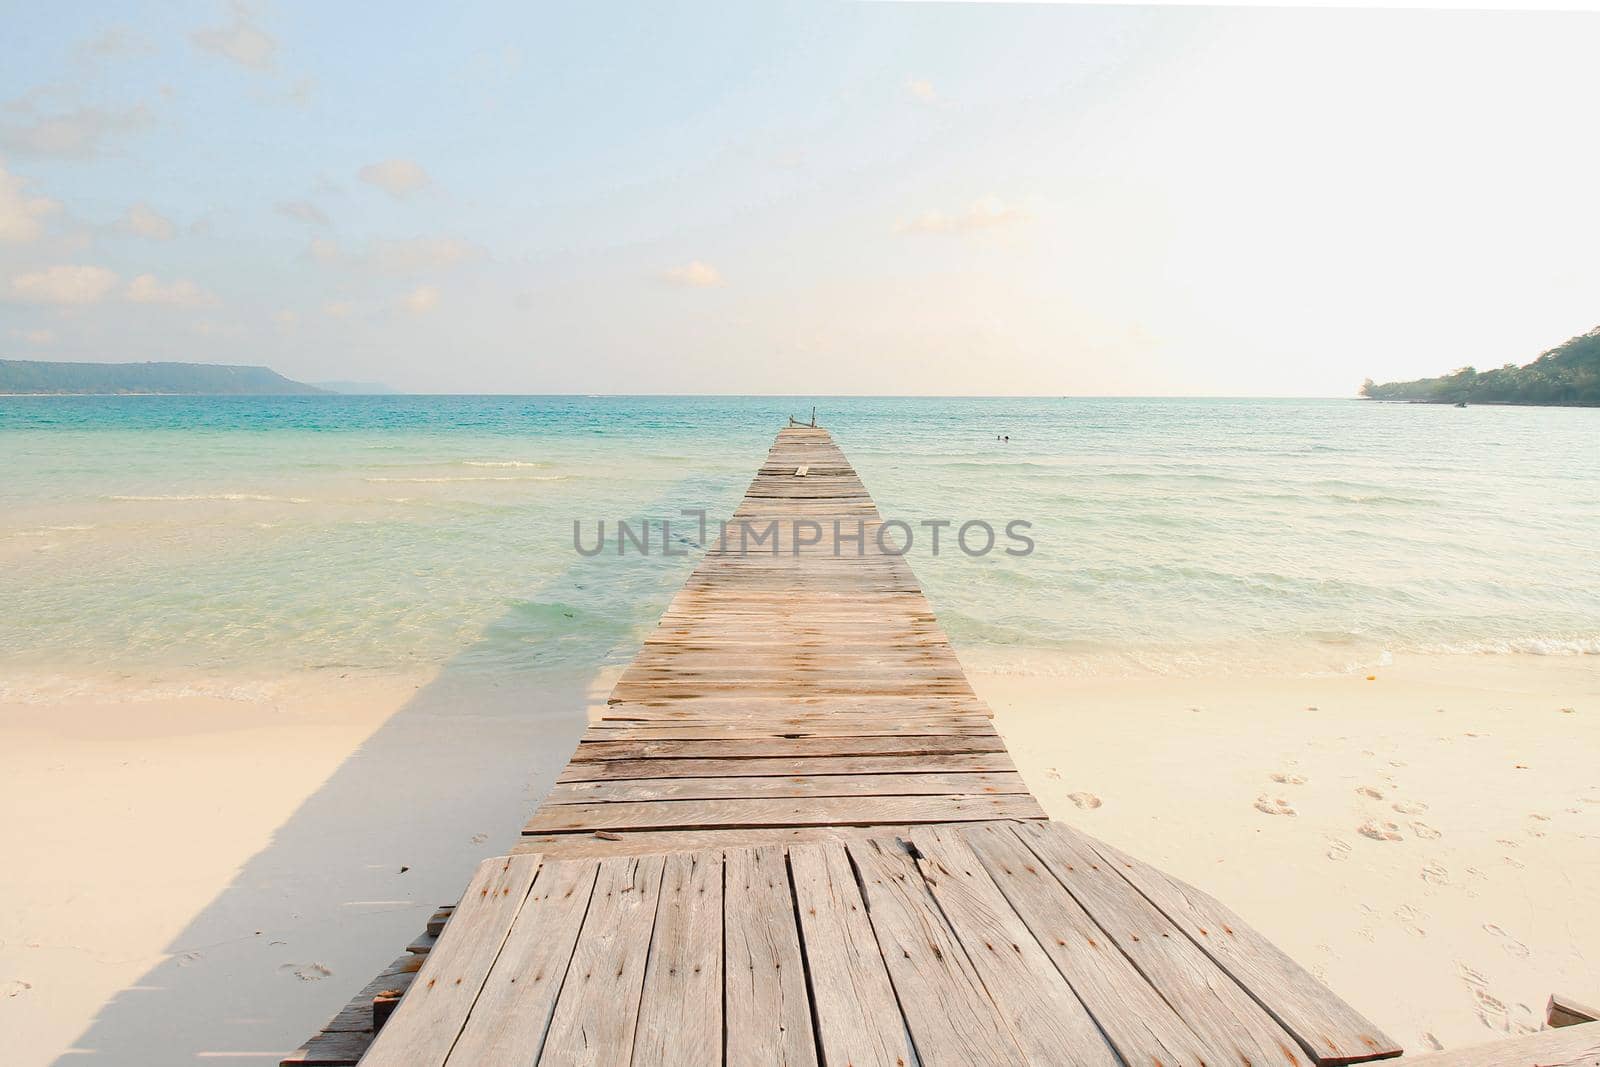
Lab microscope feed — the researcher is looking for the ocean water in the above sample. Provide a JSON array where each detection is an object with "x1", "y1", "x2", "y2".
[{"x1": 2, "y1": 395, "x2": 1597, "y2": 693}]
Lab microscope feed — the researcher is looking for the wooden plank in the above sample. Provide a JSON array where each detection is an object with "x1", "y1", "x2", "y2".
[
  {"x1": 559, "y1": 751, "x2": 1019, "y2": 782},
  {"x1": 540, "y1": 854, "x2": 667, "y2": 1066},
  {"x1": 903, "y1": 826, "x2": 1119, "y2": 1065},
  {"x1": 568, "y1": 735, "x2": 1004, "y2": 762},
  {"x1": 986, "y1": 820, "x2": 1303, "y2": 1067},
  {"x1": 788, "y1": 842, "x2": 912, "y2": 1067},
  {"x1": 1063, "y1": 824, "x2": 1402, "y2": 1064},
  {"x1": 359, "y1": 854, "x2": 542, "y2": 1066},
  {"x1": 514, "y1": 821, "x2": 1008, "y2": 859},
  {"x1": 632, "y1": 850, "x2": 725, "y2": 1063},
  {"x1": 724, "y1": 845, "x2": 817, "y2": 1066},
  {"x1": 525, "y1": 793, "x2": 1044, "y2": 834},
  {"x1": 846, "y1": 836, "x2": 1028, "y2": 1066},
  {"x1": 545, "y1": 771, "x2": 1028, "y2": 804},
  {"x1": 444, "y1": 859, "x2": 599, "y2": 1065},
  {"x1": 1390, "y1": 1021, "x2": 1600, "y2": 1066},
  {"x1": 1551, "y1": 995, "x2": 1600, "y2": 1028}
]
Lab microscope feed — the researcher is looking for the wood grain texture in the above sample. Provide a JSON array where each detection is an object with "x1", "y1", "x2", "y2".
[
  {"x1": 360, "y1": 854, "x2": 541, "y2": 1066},
  {"x1": 789, "y1": 842, "x2": 913, "y2": 1067},
  {"x1": 846, "y1": 836, "x2": 1028, "y2": 1067},
  {"x1": 1388, "y1": 1022, "x2": 1600, "y2": 1066},
  {"x1": 540, "y1": 854, "x2": 667, "y2": 1067},
  {"x1": 1065, "y1": 824, "x2": 1401, "y2": 1064},
  {"x1": 632, "y1": 850, "x2": 724, "y2": 1063},
  {"x1": 904, "y1": 826, "x2": 1119, "y2": 1066},
  {"x1": 444, "y1": 859, "x2": 598, "y2": 1065},
  {"x1": 1003, "y1": 821, "x2": 1306, "y2": 1067},
  {"x1": 724, "y1": 845, "x2": 817, "y2": 1066}
]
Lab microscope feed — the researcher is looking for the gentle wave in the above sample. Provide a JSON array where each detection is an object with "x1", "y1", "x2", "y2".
[
  {"x1": 107, "y1": 493, "x2": 312, "y2": 503},
  {"x1": 364, "y1": 474, "x2": 565, "y2": 483},
  {"x1": 460, "y1": 460, "x2": 551, "y2": 469}
]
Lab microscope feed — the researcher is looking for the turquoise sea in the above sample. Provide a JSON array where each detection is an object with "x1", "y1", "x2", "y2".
[{"x1": 2, "y1": 396, "x2": 1597, "y2": 693}]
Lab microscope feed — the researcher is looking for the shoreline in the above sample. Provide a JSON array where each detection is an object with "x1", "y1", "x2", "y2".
[{"x1": 0, "y1": 651, "x2": 1593, "y2": 1063}]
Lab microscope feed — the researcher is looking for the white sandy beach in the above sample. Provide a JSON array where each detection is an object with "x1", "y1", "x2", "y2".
[
  {"x1": 984, "y1": 653, "x2": 1600, "y2": 1055},
  {"x1": 0, "y1": 653, "x2": 1594, "y2": 1065}
]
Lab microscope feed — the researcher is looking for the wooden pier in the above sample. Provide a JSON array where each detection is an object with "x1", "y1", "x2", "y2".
[{"x1": 286, "y1": 426, "x2": 1595, "y2": 1066}]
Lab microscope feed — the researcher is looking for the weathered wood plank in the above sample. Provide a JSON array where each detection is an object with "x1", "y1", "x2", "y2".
[
  {"x1": 988, "y1": 821, "x2": 1302, "y2": 1066},
  {"x1": 632, "y1": 851, "x2": 724, "y2": 1063},
  {"x1": 1390, "y1": 1021, "x2": 1600, "y2": 1066},
  {"x1": 514, "y1": 821, "x2": 1007, "y2": 859},
  {"x1": 1063, "y1": 824, "x2": 1401, "y2": 1064},
  {"x1": 545, "y1": 771, "x2": 1028, "y2": 804},
  {"x1": 360, "y1": 854, "x2": 542, "y2": 1065},
  {"x1": 724, "y1": 845, "x2": 817, "y2": 1066},
  {"x1": 904, "y1": 826, "x2": 1119, "y2": 1065},
  {"x1": 540, "y1": 854, "x2": 667, "y2": 1067},
  {"x1": 1551, "y1": 995, "x2": 1600, "y2": 1028},
  {"x1": 558, "y1": 751, "x2": 1019, "y2": 782},
  {"x1": 788, "y1": 842, "x2": 913, "y2": 1067},
  {"x1": 846, "y1": 836, "x2": 1027, "y2": 1066},
  {"x1": 444, "y1": 859, "x2": 598, "y2": 1065},
  {"x1": 524, "y1": 793, "x2": 1044, "y2": 834}
]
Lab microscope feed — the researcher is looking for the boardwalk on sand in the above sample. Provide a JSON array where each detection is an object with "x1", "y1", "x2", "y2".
[{"x1": 286, "y1": 426, "x2": 1586, "y2": 1066}]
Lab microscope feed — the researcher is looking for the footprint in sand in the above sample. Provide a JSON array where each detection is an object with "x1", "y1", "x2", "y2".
[
  {"x1": 1396, "y1": 903, "x2": 1427, "y2": 938},
  {"x1": 1393, "y1": 799, "x2": 1429, "y2": 815},
  {"x1": 1457, "y1": 962, "x2": 1511, "y2": 1030},
  {"x1": 1420, "y1": 1032, "x2": 1443, "y2": 1051},
  {"x1": 1326, "y1": 838, "x2": 1352, "y2": 861},
  {"x1": 1254, "y1": 794, "x2": 1296, "y2": 817},
  {"x1": 1422, "y1": 862, "x2": 1450, "y2": 886},
  {"x1": 1270, "y1": 772, "x2": 1308, "y2": 785},
  {"x1": 176, "y1": 951, "x2": 204, "y2": 967},
  {"x1": 280, "y1": 962, "x2": 333, "y2": 981},
  {"x1": 1411, "y1": 821, "x2": 1443, "y2": 840},
  {"x1": 470, "y1": 832, "x2": 489, "y2": 844},
  {"x1": 2, "y1": 979, "x2": 30, "y2": 998},
  {"x1": 1483, "y1": 924, "x2": 1531, "y2": 959},
  {"x1": 1044, "y1": 767, "x2": 1061, "y2": 780},
  {"x1": 1358, "y1": 818, "x2": 1403, "y2": 841},
  {"x1": 1067, "y1": 792, "x2": 1102, "y2": 810},
  {"x1": 1356, "y1": 786, "x2": 1385, "y2": 800}
]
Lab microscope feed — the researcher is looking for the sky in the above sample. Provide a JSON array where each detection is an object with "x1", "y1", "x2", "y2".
[{"x1": 3, "y1": 2, "x2": 1599, "y2": 395}]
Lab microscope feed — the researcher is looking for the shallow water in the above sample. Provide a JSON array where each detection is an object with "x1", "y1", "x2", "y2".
[{"x1": 2, "y1": 395, "x2": 1596, "y2": 689}]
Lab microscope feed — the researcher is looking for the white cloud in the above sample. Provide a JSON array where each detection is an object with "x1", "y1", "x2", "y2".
[
  {"x1": 126, "y1": 273, "x2": 214, "y2": 306},
  {"x1": 662, "y1": 260, "x2": 723, "y2": 287},
  {"x1": 367, "y1": 236, "x2": 481, "y2": 273},
  {"x1": 402, "y1": 285, "x2": 440, "y2": 314},
  {"x1": 905, "y1": 78, "x2": 937, "y2": 102},
  {"x1": 307, "y1": 237, "x2": 341, "y2": 263},
  {"x1": 122, "y1": 202, "x2": 175, "y2": 240},
  {"x1": 191, "y1": 5, "x2": 277, "y2": 71},
  {"x1": 0, "y1": 104, "x2": 152, "y2": 159},
  {"x1": 898, "y1": 196, "x2": 1027, "y2": 235},
  {"x1": 0, "y1": 164, "x2": 61, "y2": 243},
  {"x1": 7, "y1": 264, "x2": 119, "y2": 305},
  {"x1": 10, "y1": 327, "x2": 56, "y2": 345},
  {"x1": 276, "y1": 199, "x2": 330, "y2": 226},
  {"x1": 322, "y1": 300, "x2": 353, "y2": 319},
  {"x1": 81, "y1": 26, "x2": 155, "y2": 60},
  {"x1": 274, "y1": 309, "x2": 299, "y2": 328},
  {"x1": 358, "y1": 158, "x2": 432, "y2": 198}
]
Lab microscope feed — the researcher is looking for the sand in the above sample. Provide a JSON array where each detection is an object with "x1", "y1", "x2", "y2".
[
  {"x1": 977, "y1": 652, "x2": 1600, "y2": 1054},
  {"x1": 1, "y1": 652, "x2": 1594, "y2": 1064},
  {"x1": 0, "y1": 668, "x2": 589, "y2": 1067}
]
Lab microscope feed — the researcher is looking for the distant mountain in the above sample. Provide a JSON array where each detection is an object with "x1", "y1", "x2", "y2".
[
  {"x1": 1363, "y1": 327, "x2": 1600, "y2": 406},
  {"x1": 311, "y1": 380, "x2": 399, "y2": 394},
  {"x1": 0, "y1": 360, "x2": 326, "y2": 395}
]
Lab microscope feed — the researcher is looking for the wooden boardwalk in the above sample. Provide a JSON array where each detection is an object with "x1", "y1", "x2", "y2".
[{"x1": 285, "y1": 425, "x2": 1580, "y2": 1066}]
